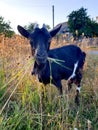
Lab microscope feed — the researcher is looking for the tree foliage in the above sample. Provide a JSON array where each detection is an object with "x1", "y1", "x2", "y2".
[
  {"x1": 0, "y1": 16, "x2": 15, "y2": 37},
  {"x1": 24, "y1": 23, "x2": 36, "y2": 33},
  {"x1": 68, "y1": 7, "x2": 98, "y2": 38},
  {"x1": 24, "y1": 23, "x2": 51, "y2": 33}
]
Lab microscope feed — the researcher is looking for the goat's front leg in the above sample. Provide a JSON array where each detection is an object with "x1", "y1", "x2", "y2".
[
  {"x1": 54, "y1": 80, "x2": 63, "y2": 95},
  {"x1": 58, "y1": 82, "x2": 63, "y2": 95}
]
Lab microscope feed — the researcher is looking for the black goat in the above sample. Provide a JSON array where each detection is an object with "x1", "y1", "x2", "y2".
[{"x1": 17, "y1": 24, "x2": 86, "y2": 105}]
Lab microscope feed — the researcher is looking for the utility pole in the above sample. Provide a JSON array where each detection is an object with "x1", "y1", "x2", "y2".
[{"x1": 52, "y1": 5, "x2": 54, "y2": 28}]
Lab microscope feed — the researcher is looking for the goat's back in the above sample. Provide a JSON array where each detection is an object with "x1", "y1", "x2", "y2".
[
  {"x1": 49, "y1": 45, "x2": 84, "y2": 63},
  {"x1": 48, "y1": 45, "x2": 86, "y2": 80}
]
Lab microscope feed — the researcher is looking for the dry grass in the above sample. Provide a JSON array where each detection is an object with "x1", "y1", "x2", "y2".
[{"x1": 0, "y1": 35, "x2": 98, "y2": 130}]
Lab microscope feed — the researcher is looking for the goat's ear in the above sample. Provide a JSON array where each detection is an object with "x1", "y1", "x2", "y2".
[
  {"x1": 17, "y1": 25, "x2": 29, "y2": 38},
  {"x1": 50, "y1": 24, "x2": 62, "y2": 37}
]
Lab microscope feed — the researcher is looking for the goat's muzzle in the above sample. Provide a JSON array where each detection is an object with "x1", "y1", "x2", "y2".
[{"x1": 35, "y1": 53, "x2": 47, "y2": 66}]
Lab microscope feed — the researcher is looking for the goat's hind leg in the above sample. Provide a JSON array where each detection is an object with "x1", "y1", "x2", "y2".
[
  {"x1": 74, "y1": 71, "x2": 82, "y2": 106},
  {"x1": 75, "y1": 84, "x2": 81, "y2": 106}
]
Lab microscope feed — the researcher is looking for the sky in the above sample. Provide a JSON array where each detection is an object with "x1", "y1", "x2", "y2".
[{"x1": 0, "y1": 0, "x2": 98, "y2": 33}]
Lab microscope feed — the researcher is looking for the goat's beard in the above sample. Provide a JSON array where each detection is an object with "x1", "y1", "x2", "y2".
[
  {"x1": 37, "y1": 62, "x2": 46, "y2": 70},
  {"x1": 32, "y1": 61, "x2": 46, "y2": 76}
]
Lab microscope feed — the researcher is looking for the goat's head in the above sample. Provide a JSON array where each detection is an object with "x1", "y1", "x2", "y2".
[{"x1": 17, "y1": 24, "x2": 61, "y2": 68}]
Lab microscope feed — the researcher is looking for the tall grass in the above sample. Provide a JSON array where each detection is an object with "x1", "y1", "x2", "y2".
[{"x1": 0, "y1": 41, "x2": 98, "y2": 130}]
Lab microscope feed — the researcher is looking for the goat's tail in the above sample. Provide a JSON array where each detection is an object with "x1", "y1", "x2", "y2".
[
  {"x1": 82, "y1": 52, "x2": 86, "y2": 60},
  {"x1": 78, "y1": 51, "x2": 86, "y2": 69}
]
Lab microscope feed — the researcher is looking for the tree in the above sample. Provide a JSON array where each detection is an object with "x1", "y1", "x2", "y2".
[
  {"x1": 24, "y1": 23, "x2": 51, "y2": 33},
  {"x1": 90, "y1": 20, "x2": 98, "y2": 37},
  {"x1": 24, "y1": 23, "x2": 36, "y2": 33},
  {"x1": 0, "y1": 16, "x2": 14, "y2": 37},
  {"x1": 45, "y1": 24, "x2": 51, "y2": 30},
  {"x1": 67, "y1": 7, "x2": 98, "y2": 38}
]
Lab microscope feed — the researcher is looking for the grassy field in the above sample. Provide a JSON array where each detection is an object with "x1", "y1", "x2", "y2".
[{"x1": 0, "y1": 37, "x2": 98, "y2": 130}]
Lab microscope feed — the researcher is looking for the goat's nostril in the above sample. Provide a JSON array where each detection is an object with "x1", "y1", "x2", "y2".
[
  {"x1": 35, "y1": 53, "x2": 47, "y2": 65},
  {"x1": 36, "y1": 52, "x2": 47, "y2": 58}
]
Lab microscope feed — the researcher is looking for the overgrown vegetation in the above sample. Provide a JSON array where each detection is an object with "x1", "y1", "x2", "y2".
[
  {"x1": 68, "y1": 7, "x2": 98, "y2": 38},
  {"x1": 24, "y1": 23, "x2": 51, "y2": 33},
  {"x1": 0, "y1": 16, "x2": 15, "y2": 37},
  {"x1": 0, "y1": 40, "x2": 98, "y2": 130}
]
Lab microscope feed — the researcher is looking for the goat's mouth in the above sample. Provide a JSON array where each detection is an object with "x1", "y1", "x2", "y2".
[{"x1": 35, "y1": 56, "x2": 47, "y2": 66}]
